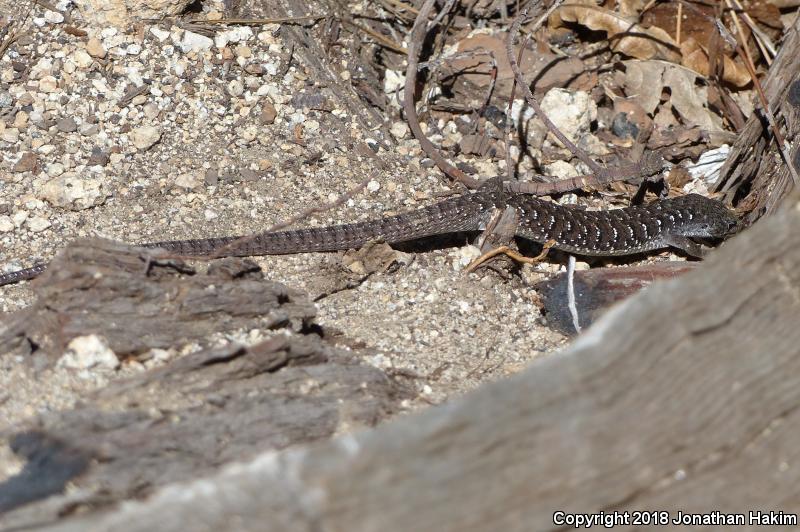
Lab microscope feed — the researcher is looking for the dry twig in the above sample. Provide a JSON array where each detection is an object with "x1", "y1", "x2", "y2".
[{"x1": 404, "y1": 0, "x2": 480, "y2": 188}]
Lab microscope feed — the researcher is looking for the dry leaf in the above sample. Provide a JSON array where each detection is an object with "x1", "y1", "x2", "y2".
[
  {"x1": 622, "y1": 60, "x2": 725, "y2": 133},
  {"x1": 747, "y1": 1, "x2": 783, "y2": 32},
  {"x1": 643, "y1": 2, "x2": 768, "y2": 86},
  {"x1": 621, "y1": 61, "x2": 664, "y2": 114},
  {"x1": 551, "y1": 4, "x2": 681, "y2": 62},
  {"x1": 617, "y1": 0, "x2": 649, "y2": 19},
  {"x1": 662, "y1": 66, "x2": 719, "y2": 132},
  {"x1": 450, "y1": 33, "x2": 536, "y2": 81},
  {"x1": 642, "y1": 2, "x2": 718, "y2": 49},
  {"x1": 680, "y1": 38, "x2": 752, "y2": 87},
  {"x1": 450, "y1": 33, "x2": 590, "y2": 96}
]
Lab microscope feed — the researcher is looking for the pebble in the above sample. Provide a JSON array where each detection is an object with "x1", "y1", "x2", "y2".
[
  {"x1": 367, "y1": 179, "x2": 381, "y2": 193},
  {"x1": 214, "y1": 27, "x2": 254, "y2": 49},
  {"x1": 13, "y1": 152, "x2": 37, "y2": 173},
  {"x1": 174, "y1": 173, "x2": 203, "y2": 190},
  {"x1": 131, "y1": 125, "x2": 161, "y2": 150},
  {"x1": 56, "y1": 116, "x2": 78, "y2": 132},
  {"x1": 46, "y1": 162, "x2": 65, "y2": 177},
  {"x1": 179, "y1": 31, "x2": 213, "y2": 53},
  {"x1": 80, "y1": 123, "x2": 100, "y2": 136},
  {"x1": 44, "y1": 10, "x2": 64, "y2": 23},
  {"x1": 27, "y1": 216, "x2": 51, "y2": 232},
  {"x1": 86, "y1": 37, "x2": 107, "y2": 58},
  {"x1": 234, "y1": 45, "x2": 252, "y2": 59},
  {"x1": 39, "y1": 175, "x2": 106, "y2": 210},
  {"x1": 543, "y1": 160, "x2": 578, "y2": 179},
  {"x1": 0, "y1": 91, "x2": 11, "y2": 108},
  {"x1": 58, "y1": 335, "x2": 120, "y2": 371},
  {"x1": 227, "y1": 79, "x2": 244, "y2": 97},
  {"x1": 143, "y1": 103, "x2": 160, "y2": 120},
  {"x1": 240, "y1": 168, "x2": 258, "y2": 181},
  {"x1": 12, "y1": 211, "x2": 28, "y2": 227},
  {"x1": 149, "y1": 27, "x2": 170, "y2": 41},
  {"x1": 453, "y1": 245, "x2": 481, "y2": 269},
  {"x1": 87, "y1": 147, "x2": 110, "y2": 166},
  {"x1": 390, "y1": 121, "x2": 408, "y2": 139},
  {"x1": 72, "y1": 49, "x2": 93, "y2": 68},
  {"x1": 0, "y1": 216, "x2": 13, "y2": 232},
  {"x1": 1, "y1": 128, "x2": 19, "y2": 143},
  {"x1": 39, "y1": 76, "x2": 58, "y2": 92},
  {"x1": 204, "y1": 168, "x2": 219, "y2": 186},
  {"x1": 540, "y1": 88, "x2": 596, "y2": 145},
  {"x1": 13, "y1": 111, "x2": 28, "y2": 128},
  {"x1": 260, "y1": 102, "x2": 277, "y2": 124},
  {"x1": 239, "y1": 125, "x2": 258, "y2": 142}
]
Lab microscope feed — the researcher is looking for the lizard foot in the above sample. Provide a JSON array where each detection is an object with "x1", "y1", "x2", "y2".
[{"x1": 465, "y1": 239, "x2": 557, "y2": 273}]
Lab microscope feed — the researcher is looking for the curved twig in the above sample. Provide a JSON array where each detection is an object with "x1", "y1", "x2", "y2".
[{"x1": 404, "y1": 0, "x2": 480, "y2": 188}]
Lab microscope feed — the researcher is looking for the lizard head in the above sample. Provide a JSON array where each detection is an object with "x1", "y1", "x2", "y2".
[{"x1": 678, "y1": 194, "x2": 739, "y2": 239}]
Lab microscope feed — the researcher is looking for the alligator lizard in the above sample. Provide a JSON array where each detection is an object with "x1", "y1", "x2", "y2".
[{"x1": 0, "y1": 178, "x2": 738, "y2": 287}]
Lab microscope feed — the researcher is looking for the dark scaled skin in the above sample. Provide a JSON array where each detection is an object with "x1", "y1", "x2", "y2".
[
  {"x1": 0, "y1": 178, "x2": 738, "y2": 286},
  {"x1": 509, "y1": 192, "x2": 738, "y2": 256}
]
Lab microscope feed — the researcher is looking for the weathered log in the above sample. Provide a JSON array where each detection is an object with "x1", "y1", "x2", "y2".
[
  {"x1": 24, "y1": 192, "x2": 800, "y2": 531},
  {"x1": 0, "y1": 238, "x2": 316, "y2": 358},
  {"x1": 714, "y1": 16, "x2": 800, "y2": 223},
  {"x1": 0, "y1": 239, "x2": 412, "y2": 525}
]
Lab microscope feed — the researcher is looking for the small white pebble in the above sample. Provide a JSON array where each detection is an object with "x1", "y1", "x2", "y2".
[
  {"x1": 27, "y1": 216, "x2": 52, "y2": 232},
  {"x1": 58, "y1": 334, "x2": 119, "y2": 371},
  {"x1": 0, "y1": 215, "x2": 13, "y2": 232},
  {"x1": 149, "y1": 27, "x2": 170, "y2": 41},
  {"x1": 390, "y1": 122, "x2": 408, "y2": 139},
  {"x1": 12, "y1": 211, "x2": 28, "y2": 227},
  {"x1": 44, "y1": 10, "x2": 64, "y2": 23}
]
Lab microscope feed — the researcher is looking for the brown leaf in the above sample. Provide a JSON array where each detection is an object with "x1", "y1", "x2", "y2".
[
  {"x1": 451, "y1": 33, "x2": 591, "y2": 98},
  {"x1": 642, "y1": 2, "x2": 717, "y2": 49},
  {"x1": 680, "y1": 38, "x2": 751, "y2": 87},
  {"x1": 747, "y1": 1, "x2": 783, "y2": 32},
  {"x1": 622, "y1": 60, "x2": 725, "y2": 132},
  {"x1": 617, "y1": 0, "x2": 649, "y2": 19},
  {"x1": 551, "y1": 4, "x2": 681, "y2": 62}
]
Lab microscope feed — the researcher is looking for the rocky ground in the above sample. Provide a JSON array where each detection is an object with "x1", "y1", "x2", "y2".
[
  {"x1": 0, "y1": 0, "x2": 578, "y2": 442},
  {"x1": 0, "y1": 0, "x2": 795, "y2": 526}
]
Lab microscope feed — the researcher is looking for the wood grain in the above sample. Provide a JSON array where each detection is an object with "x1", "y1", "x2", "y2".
[{"x1": 715, "y1": 16, "x2": 800, "y2": 221}]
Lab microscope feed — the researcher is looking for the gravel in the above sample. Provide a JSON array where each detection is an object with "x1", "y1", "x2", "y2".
[{"x1": 0, "y1": 0, "x2": 568, "y2": 426}]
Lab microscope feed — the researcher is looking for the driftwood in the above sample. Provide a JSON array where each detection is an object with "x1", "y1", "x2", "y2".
[
  {"x1": 0, "y1": 337, "x2": 410, "y2": 525},
  {"x1": 0, "y1": 238, "x2": 317, "y2": 358},
  {"x1": 18, "y1": 192, "x2": 800, "y2": 531},
  {"x1": 0, "y1": 239, "x2": 412, "y2": 525},
  {"x1": 714, "y1": 16, "x2": 800, "y2": 223}
]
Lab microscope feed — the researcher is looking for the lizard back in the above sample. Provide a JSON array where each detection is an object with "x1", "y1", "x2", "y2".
[{"x1": 510, "y1": 192, "x2": 738, "y2": 256}]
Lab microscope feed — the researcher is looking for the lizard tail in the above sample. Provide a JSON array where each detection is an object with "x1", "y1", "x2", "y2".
[{"x1": 0, "y1": 263, "x2": 47, "y2": 286}]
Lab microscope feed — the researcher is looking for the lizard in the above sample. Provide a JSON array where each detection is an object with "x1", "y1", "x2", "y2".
[{"x1": 0, "y1": 177, "x2": 738, "y2": 287}]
